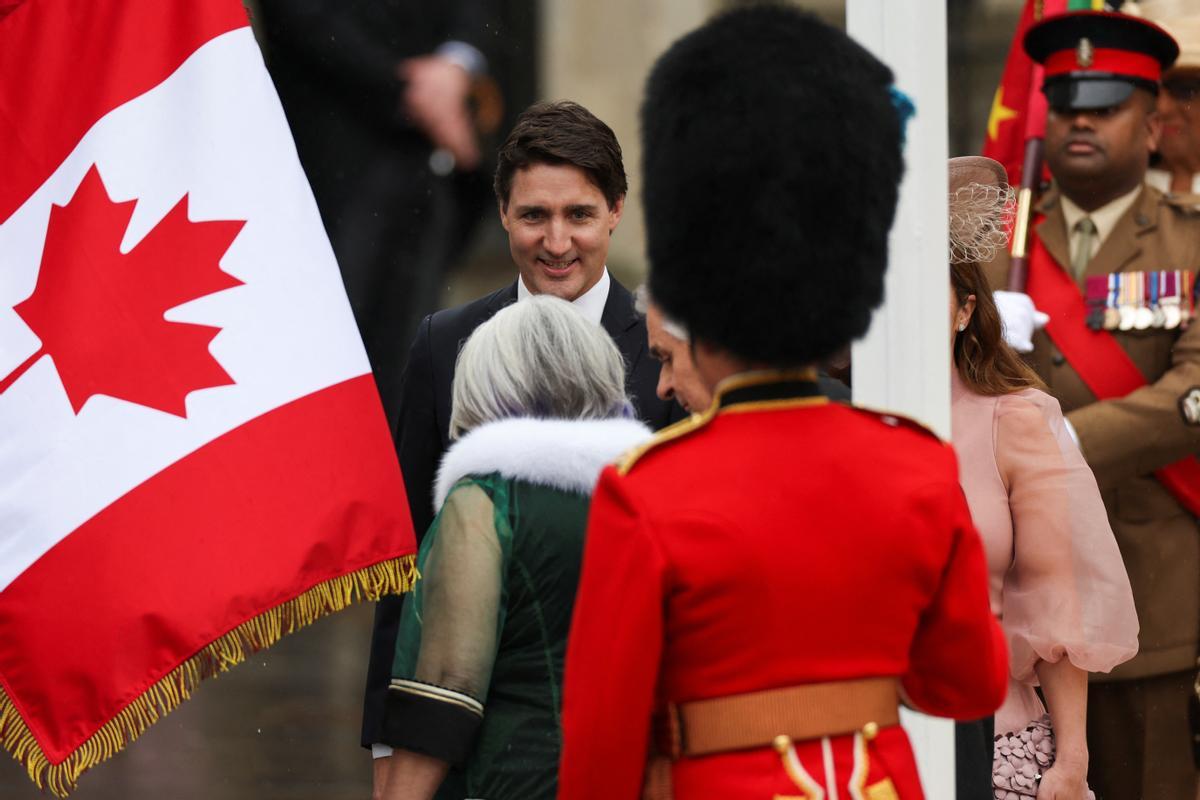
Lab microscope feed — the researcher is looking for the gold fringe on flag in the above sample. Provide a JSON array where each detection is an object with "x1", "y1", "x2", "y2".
[{"x1": 0, "y1": 554, "x2": 418, "y2": 797}]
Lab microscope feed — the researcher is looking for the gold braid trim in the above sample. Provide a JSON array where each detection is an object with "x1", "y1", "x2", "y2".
[
  {"x1": 0, "y1": 554, "x2": 418, "y2": 797},
  {"x1": 617, "y1": 369, "x2": 825, "y2": 475}
]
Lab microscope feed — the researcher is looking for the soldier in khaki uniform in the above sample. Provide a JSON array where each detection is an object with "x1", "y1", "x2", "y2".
[{"x1": 987, "y1": 11, "x2": 1200, "y2": 798}]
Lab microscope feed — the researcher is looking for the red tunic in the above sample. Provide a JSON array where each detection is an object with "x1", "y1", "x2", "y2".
[{"x1": 557, "y1": 373, "x2": 1007, "y2": 800}]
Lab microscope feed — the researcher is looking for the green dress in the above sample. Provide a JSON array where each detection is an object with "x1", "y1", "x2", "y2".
[
  {"x1": 384, "y1": 417, "x2": 652, "y2": 796},
  {"x1": 386, "y1": 416, "x2": 652, "y2": 800}
]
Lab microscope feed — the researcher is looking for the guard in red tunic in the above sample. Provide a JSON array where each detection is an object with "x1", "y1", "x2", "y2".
[{"x1": 556, "y1": 6, "x2": 1008, "y2": 800}]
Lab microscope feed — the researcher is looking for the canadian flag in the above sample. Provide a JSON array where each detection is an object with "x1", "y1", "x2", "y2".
[{"x1": 0, "y1": 0, "x2": 416, "y2": 794}]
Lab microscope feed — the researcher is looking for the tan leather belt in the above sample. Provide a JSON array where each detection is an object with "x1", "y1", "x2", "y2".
[{"x1": 653, "y1": 677, "x2": 900, "y2": 759}]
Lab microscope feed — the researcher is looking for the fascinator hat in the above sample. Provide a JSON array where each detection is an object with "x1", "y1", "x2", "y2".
[{"x1": 948, "y1": 156, "x2": 1016, "y2": 266}]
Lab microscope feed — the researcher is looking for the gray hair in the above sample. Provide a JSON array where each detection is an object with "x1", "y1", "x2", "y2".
[
  {"x1": 633, "y1": 284, "x2": 690, "y2": 341},
  {"x1": 449, "y1": 295, "x2": 632, "y2": 439}
]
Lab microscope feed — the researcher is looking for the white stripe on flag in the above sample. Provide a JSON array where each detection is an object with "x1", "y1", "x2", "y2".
[{"x1": 0, "y1": 29, "x2": 368, "y2": 591}]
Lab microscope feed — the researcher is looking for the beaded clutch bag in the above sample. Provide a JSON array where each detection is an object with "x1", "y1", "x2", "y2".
[
  {"x1": 991, "y1": 715, "x2": 1094, "y2": 800},
  {"x1": 992, "y1": 715, "x2": 1054, "y2": 798}
]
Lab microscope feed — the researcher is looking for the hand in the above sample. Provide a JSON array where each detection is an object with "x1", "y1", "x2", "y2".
[
  {"x1": 993, "y1": 290, "x2": 1049, "y2": 353},
  {"x1": 372, "y1": 754, "x2": 392, "y2": 800},
  {"x1": 1035, "y1": 759, "x2": 1089, "y2": 800},
  {"x1": 398, "y1": 55, "x2": 480, "y2": 172}
]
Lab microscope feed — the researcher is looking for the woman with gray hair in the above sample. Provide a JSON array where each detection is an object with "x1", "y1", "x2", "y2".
[{"x1": 377, "y1": 296, "x2": 651, "y2": 800}]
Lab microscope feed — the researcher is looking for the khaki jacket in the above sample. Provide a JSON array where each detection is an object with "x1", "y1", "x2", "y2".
[{"x1": 985, "y1": 184, "x2": 1200, "y2": 680}]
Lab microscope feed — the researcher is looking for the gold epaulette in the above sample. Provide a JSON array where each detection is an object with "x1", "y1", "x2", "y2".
[
  {"x1": 615, "y1": 409, "x2": 714, "y2": 476},
  {"x1": 848, "y1": 404, "x2": 946, "y2": 444}
]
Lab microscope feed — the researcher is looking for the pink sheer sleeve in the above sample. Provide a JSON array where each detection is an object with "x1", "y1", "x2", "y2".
[{"x1": 995, "y1": 389, "x2": 1139, "y2": 684}]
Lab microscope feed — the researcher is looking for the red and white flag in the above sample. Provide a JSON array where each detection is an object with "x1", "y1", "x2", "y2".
[{"x1": 0, "y1": 0, "x2": 417, "y2": 793}]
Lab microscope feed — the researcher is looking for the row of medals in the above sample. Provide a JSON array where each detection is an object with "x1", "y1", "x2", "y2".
[{"x1": 1085, "y1": 270, "x2": 1196, "y2": 332}]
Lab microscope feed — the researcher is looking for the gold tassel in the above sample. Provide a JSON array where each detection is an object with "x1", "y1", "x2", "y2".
[{"x1": 0, "y1": 555, "x2": 417, "y2": 797}]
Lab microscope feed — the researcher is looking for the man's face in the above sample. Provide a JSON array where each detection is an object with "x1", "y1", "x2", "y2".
[
  {"x1": 647, "y1": 303, "x2": 711, "y2": 414},
  {"x1": 1158, "y1": 69, "x2": 1200, "y2": 172},
  {"x1": 499, "y1": 163, "x2": 623, "y2": 301},
  {"x1": 1044, "y1": 90, "x2": 1160, "y2": 206}
]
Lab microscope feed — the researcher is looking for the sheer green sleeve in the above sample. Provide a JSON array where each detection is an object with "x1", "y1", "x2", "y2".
[{"x1": 382, "y1": 476, "x2": 513, "y2": 763}]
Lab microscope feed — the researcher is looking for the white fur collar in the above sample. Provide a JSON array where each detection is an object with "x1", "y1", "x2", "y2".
[{"x1": 433, "y1": 417, "x2": 653, "y2": 511}]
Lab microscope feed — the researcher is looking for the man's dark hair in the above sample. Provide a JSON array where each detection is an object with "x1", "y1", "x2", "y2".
[{"x1": 493, "y1": 101, "x2": 628, "y2": 209}]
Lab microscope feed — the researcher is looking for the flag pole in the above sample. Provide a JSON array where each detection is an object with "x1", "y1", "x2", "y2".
[{"x1": 1007, "y1": 52, "x2": 1048, "y2": 293}]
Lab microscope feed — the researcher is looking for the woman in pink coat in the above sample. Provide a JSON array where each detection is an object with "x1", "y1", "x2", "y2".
[{"x1": 947, "y1": 157, "x2": 1139, "y2": 800}]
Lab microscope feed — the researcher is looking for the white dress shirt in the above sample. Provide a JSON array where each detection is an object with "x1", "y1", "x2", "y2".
[{"x1": 516, "y1": 267, "x2": 611, "y2": 325}]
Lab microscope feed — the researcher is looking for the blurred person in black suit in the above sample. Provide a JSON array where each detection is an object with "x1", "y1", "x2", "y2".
[
  {"x1": 255, "y1": 0, "x2": 500, "y2": 419},
  {"x1": 361, "y1": 100, "x2": 682, "y2": 797}
]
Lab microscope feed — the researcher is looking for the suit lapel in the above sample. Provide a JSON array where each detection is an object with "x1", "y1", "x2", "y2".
[
  {"x1": 601, "y1": 278, "x2": 646, "y2": 364},
  {"x1": 1035, "y1": 190, "x2": 1071, "y2": 274},
  {"x1": 435, "y1": 282, "x2": 518, "y2": 448},
  {"x1": 601, "y1": 278, "x2": 677, "y2": 427},
  {"x1": 487, "y1": 281, "x2": 519, "y2": 317}
]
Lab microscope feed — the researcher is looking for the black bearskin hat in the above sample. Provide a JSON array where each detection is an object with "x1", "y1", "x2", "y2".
[{"x1": 642, "y1": 4, "x2": 905, "y2": 366}]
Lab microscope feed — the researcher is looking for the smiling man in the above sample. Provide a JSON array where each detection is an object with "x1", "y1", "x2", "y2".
[
  {"x1": 498, "y1": 157, "x2": 623, "y2": 303},
  {"x1": 360, "y1": 100, "x2": 681, "y2": 798},
  {"x1": 984, "y1": 11, "x2": 1200, "y2": 799}
]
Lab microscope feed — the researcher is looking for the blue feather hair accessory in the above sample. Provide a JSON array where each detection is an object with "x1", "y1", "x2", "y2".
[{"x1": 890, "y1": 86, "x2": 915, "y2": 144}]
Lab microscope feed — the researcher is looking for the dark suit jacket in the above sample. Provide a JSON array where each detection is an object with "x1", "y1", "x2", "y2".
[{"x1": 362, "y1": 278, "x2": 681, "y2": 746}]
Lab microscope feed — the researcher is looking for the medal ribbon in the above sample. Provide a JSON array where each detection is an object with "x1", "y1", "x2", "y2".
[{"x1": 1027, "y1": 233, "x2": 1200, "y2": 516}]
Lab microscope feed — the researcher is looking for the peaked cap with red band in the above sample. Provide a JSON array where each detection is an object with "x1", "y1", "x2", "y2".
[{"x1": 1024, "y1": 11, "x2": 1179, "y2": 111}]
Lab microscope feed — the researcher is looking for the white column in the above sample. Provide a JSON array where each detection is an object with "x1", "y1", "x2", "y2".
[{"x1": 846, "y1": 2, "x2": 955, "y2": 799}]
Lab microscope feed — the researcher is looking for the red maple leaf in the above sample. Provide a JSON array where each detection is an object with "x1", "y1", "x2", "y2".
[{"x1": 1, "y1": 165, "x2": 245, "y2": 417}]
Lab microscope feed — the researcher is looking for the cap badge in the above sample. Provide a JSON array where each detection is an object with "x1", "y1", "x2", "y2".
[{"x1": 1076, "y1": 37, "x2": 1094, "y2": 69}]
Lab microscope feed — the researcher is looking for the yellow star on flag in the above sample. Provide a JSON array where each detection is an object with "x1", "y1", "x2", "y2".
[{"x1": 987, "y1": 87, "x2": 1019, "y2": 142}]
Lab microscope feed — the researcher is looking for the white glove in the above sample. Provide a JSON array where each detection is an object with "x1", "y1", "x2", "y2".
[{"x1": 993, "y1": 290, "x2": 1049, "y2": 353}]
